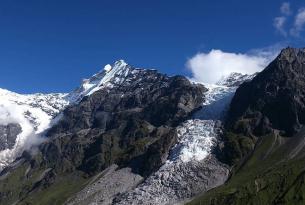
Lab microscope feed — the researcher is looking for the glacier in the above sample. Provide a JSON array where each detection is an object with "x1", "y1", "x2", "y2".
[
  {"x1": 113, "y1": 83, "x2": 235, "y2": 205},
  {"x1": 0, "y1": 60, "x2": 251, "y2": 205}
]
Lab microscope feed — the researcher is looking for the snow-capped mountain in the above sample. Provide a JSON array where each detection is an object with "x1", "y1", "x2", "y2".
[
  {"x1": 0, "y1": 89, "x2": 70, "y2": 169},
  {"x1": 0, "y1": 59, "x2": 259, "y2": 205},
  {"x1": 0, "y1": 60, "x2": 133, "y2": 171},
  {"x1": 67, "y1": 60, "x2": 138, "y2": 102},
  {"x1": 2, "y1": 48, "x2": 305, "y2": 205}
]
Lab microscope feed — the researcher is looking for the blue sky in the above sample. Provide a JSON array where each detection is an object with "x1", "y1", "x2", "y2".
[{"x1": 0, "y1": 0, "x2": 305, "y2": 93}]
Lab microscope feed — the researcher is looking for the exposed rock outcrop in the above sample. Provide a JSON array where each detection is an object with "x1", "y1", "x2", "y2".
[
  {"x1": 228, "y1": 48, "x2": 305, "y2": 137},
  {"x1": 189, "y1": 48, "x2": 305, "y2": 205},
  {"x1": 0, "y1": 124, "x2": 21, "y2": 151},
  {"x1": 0, "y1": 61, "x2": 206, "y2": 205}
]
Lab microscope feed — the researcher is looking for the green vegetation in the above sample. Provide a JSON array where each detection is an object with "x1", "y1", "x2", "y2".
[
  {"x1": 188, "y1": 133, "x2": 305, "y2": 205},
  {"x1": 20, "y1": 173, "x2": 89, "y2": 205},
  {"x1": 0, "y1": 160, "x2": 91, "y2": 205}
]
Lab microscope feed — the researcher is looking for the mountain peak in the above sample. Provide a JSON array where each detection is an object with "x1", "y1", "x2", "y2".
[
  {"x1": 114, "y1": 59, "x2": 128, "y2": 67},
  {"x1": 277, "y1": 47, "x2": 305, "y2": 63},
  {"x1": 67, "y1": 59, "x2": 133, "y2": 102}
]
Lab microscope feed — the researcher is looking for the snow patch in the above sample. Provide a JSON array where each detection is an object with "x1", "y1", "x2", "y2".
[{"x1": 104, "y1": 64, "x2": 112, "y2": 72}]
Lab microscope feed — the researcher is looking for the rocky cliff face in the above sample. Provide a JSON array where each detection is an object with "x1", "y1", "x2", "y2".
[
  {"x1": 0, "y1": 60, "x2": 206, "y2": 205},
  {"x1": 219, "y1": 48, "x2": 305, "y2": 165},
  {"x1": 41, "y1": 61, "x2": 206, "y2": 177},
  {"x1": 0, "y1": 124, "x2": 21, "y2": 151},
  {"x1": 228, "y1": 47, "x2": 305, "y2": 137},
  {"x1": 189, "y1": 48, "x2": 305, "y2": 205},
  {"x1": 3, "y1": 48, "x2": 304, "y2": 205}
]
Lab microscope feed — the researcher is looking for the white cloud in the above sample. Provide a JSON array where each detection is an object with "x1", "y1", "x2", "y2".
[
  {"x1": 186, "y1": 46, "x2": 280, "y2": 84},
  {"x1": 273, "y1": 2, "x2": 292, "y2": 36},
  {"x1": 281, "y1": 2, "x2": 292, "y2": 16},
  {"x1": 290, "y1": 8, "x2": 305, "y2": 36},
  {"x1": 274, "y1": 16, "x2": 287, "y2": 36},
  {"x1": 273, "y1": 2, "x2": 305, "y2": 38}
]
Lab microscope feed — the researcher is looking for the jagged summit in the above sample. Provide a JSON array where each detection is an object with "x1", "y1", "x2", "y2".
[
  {"x1": 278, "y1": 47, "x2": 305, "y2": 62},
  {"x1": 67, "y1": 60, "x2": 133, "y2": 102},
  {"x1": 228, "y1": 47, "x2": 305, "y2": 137}
]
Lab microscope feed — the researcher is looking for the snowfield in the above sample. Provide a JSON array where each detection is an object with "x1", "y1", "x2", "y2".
[{"x1": 0, "y1": 89, "x2": 70, "y2": 170}]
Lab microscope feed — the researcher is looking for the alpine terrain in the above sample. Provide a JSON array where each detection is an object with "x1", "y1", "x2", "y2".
[{"x1": 0, "y1": 47, "x2": 305, "y2": 205}]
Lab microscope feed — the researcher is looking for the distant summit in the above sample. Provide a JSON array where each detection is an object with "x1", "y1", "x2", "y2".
[{"x1": 216, "y1": 72, "x2": 257, "y2": 87}]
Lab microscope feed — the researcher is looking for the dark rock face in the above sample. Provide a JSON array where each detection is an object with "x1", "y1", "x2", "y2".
[
  {"x1": 39, "y1": 66, "x2": 206, "y2": 177},
  {"x1": 227, "y1": 48, "x2": 305, "y2": 137},
  {"x1": 0, "y1": 123, "x2": 21, "y2": 151},
  {"x1": 189, "y1": 48, "x2": 305, "y2": 205},
  {"x1": 0, "y1": 63, "x2": 206, "y2": 205}
]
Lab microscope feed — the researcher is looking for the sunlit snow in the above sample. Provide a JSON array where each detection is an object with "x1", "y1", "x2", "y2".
[
  {"x1": 104, "y1": 64, "x2": 112, "y2": 72},
  {"x1": 0, "y1": 89, "x2": 70, "y2": 170}
]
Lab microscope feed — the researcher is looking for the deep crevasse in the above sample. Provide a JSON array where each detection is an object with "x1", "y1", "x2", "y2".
[{"x1": 115, "y1": 84, "x2": 235, "y2": 205}]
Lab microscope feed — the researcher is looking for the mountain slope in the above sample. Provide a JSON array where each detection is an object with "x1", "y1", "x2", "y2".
[
  {"x1": 0, "y1": 60, "x2": 139, "y2": 172},
  {"x1": 110, "y1": 84, "x2": 234, "y2": 205},
  {"x1": 0, "y1": 60, "x2": 206, "y2": 205},
  {"x1": 189, "y1": 48, "x2": 305, "y2": 205},
  {"x1": 1, "y1": 49, "x2": 303, "y2": 205}
]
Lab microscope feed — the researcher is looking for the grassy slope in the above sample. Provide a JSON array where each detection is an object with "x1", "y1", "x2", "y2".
[
  {"x1": 0, "y1": 159, "x2": 91, "y2": 205},
  {"x1": 188, "y1": 132, "x2": 305, "y2": 205}
]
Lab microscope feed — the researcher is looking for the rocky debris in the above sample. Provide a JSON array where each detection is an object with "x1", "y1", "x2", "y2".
[
  {"x1": 113, "y1": 156, "x2": 229, "y2": 205},
  {"x1": 65, "y1": 164, "x2": 143, "y2": 205},
  {"x1": 0, "y1": 124, "x2": 21, "y2": 151}
]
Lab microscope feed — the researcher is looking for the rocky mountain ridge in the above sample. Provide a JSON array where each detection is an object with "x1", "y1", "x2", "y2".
[
  {"x1": 0, "y1": 53, "x2": 293, "y2": 205},
  {"x1": 189, "y1": 48, "x2": 305, "y2": 205},
  {"x1": 0, "y1": 60, "x2": 209, "y2": 205}
]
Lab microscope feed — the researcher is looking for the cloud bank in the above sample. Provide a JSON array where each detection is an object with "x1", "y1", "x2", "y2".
[{"x1": 186, "y1": 46, "x2": 280, "y2": 84}]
